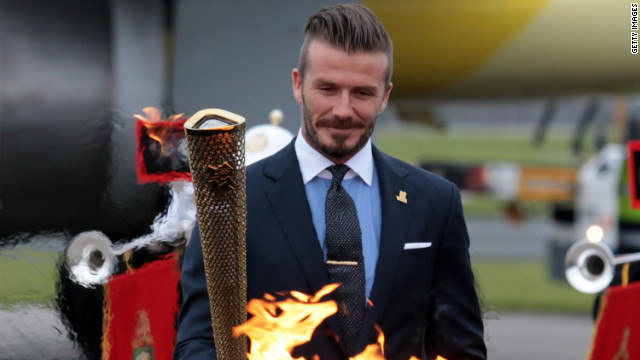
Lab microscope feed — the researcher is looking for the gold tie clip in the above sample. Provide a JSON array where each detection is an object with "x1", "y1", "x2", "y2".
[{"x1": 326, "y1": 260, "x2": 359, "y2": 266}]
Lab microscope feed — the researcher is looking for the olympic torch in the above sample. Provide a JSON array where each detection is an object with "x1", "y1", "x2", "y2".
[{"x1": 184, "y1": 109, "x2": 247, "y2": 360}]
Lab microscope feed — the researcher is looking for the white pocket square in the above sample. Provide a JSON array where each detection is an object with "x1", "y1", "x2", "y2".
[{"x1": 404, "y1": 242, "x2": 432, "y2": 250}]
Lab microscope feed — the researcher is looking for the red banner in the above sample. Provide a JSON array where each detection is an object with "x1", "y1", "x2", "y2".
[
  {"x1": 102, "y1": 254, "x2": 181, "y2": 360},
  {"x1": 627, "y1": 140, "x2": 640, "y2": 209},
  {"x1": 588, "y1": 281, "x2": 640, "y2": 359}
]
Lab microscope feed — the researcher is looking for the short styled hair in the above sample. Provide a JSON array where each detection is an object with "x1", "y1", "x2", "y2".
[{"x1": 298, "y1": 4, "x2": 393, "y2": 85}]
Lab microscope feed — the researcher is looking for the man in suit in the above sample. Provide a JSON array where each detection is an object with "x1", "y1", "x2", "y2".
[{"x1": 174, "y1": 4, "x2": 486, "y2": 360}]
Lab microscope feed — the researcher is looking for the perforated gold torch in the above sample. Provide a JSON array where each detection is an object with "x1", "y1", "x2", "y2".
[{"x1": 184, "y1": 109, "x2": 247, "y2": 360}]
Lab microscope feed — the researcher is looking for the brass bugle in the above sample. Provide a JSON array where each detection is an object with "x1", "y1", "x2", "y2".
[
  {"x1": 66, "y1": 231, "x2": 118, "y2": 287},
  {"x1": 65, "y1": 182, "x2": 196, "y2": 287},
  {"x1": 564, "y1": 239, "x2": 640, "y2": 293}
]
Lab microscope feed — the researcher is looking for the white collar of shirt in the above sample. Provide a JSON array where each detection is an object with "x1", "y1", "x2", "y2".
[{"x1": 294, "y1": 129, "x2": 374, "y2": 186}]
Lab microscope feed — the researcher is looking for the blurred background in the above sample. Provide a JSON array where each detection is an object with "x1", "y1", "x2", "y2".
[{"x1": 1, "y1": 0, "x2": 639, "y2": 359}]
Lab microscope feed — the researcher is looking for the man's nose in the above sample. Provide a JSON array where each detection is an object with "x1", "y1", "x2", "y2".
[{"x1": 332, "y1": 92, "x2": 354, "y2": 120}]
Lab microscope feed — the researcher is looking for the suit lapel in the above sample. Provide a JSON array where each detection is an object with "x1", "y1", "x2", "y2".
[
  {"x1": 262, "y1": 140, "x2": 328, "y2": 292},
  {"x1": 261, "y1": 140, "x2": 344, "y2": 341},
  {"x1": 357, "y1": 147, "x2": 414, "y2": 348}
]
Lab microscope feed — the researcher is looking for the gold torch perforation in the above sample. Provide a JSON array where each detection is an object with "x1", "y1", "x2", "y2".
[{"x1": 184, "y1": 109, "x2": 247, "y2": 360}]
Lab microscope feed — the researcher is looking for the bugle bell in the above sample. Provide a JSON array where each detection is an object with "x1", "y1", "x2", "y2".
[
  {"x1": 565, "y1": 239, "x2": 640, "y2": 293},
  {"x1": 66, "y1": 231, "x2": 117, "y2": 287}
]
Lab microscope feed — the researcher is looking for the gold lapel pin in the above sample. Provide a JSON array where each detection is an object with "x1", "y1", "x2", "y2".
[{"x1": 396, "y1": 190, "x2": 407, "y2": 204}]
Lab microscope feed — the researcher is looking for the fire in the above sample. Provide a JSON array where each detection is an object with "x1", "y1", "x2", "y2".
[
  {"x1": 349, "y1": 326, "x2": 438, "y2": 360},
  {"x1": 233, "y1": 284, "x2": 448, "y2": 360},
  {"x1": 233, "y1": 283, "x2": 339, "y2": 360},
  {"x1": 134, "y1": 106, "x2": 184, "y2": 123},
  {"x1": 134, "y1": 106, "x2": 185, "y2": 156},
  {"x1": 350, "y1": 325, "x2": 388, "y2": 360}
]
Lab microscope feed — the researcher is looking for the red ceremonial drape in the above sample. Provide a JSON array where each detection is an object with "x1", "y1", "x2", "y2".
[
  {"x1": 588, "y1": 281, "x2": 640, "y2": 359},
  {"x1": 102, "y1": 254, "x2": 181, "y2": 360}
]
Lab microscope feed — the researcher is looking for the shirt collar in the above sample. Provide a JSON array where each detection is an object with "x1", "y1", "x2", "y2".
[{"x1": 294, "y1": 129, "x2": 374, "y2": 186}]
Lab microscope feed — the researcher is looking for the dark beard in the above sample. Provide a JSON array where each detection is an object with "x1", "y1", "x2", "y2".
[{"x1": 301, "y1": 97, "x2": 376, "y2": 160}]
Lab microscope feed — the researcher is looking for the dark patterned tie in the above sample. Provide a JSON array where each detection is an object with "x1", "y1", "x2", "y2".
[{"x1": 325, "y1": 164, "x2": 365, "y2": 356}]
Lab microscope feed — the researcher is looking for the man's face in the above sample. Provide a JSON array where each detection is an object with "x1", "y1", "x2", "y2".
[{"x1": 293, "y1": 41, "x2": 392, "y2": 163}]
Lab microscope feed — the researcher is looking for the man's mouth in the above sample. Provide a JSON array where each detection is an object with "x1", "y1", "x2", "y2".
[{"x1": 317, "y1": 119, "x2": 364, "y2": 129}]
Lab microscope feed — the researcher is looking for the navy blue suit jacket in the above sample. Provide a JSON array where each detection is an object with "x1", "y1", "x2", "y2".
[{"x1": 174, "y1": 140, "x2": 486, "y2": 360}]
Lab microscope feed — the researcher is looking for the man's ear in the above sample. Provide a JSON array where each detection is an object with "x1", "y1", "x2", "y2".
[
  {"x1": 378, "y1": 83, "x2": 393, "y2": 113},
  {"x1": 292, "y1": 68, "x2": 303, "y2": 104}
]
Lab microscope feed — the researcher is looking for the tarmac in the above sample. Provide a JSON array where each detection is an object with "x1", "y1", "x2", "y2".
[{"x1": 485, "y1": 311, "x2": 593, "y2": 360}]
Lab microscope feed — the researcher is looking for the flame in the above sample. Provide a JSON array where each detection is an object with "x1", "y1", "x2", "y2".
[
  {"x1": 349, "y1": 326, "x2": 444, "y2": 360},
  {"x1": 134, "y1": 106, "x2": 184, "y2": 123},
  {"x1": 134, "y1": 107, "x2": 185, "y2": 156},
  {"x1": 350, "y1": 325, "x2": 386, "y2": 360},
  {"x1": 233, "y1": 283, "x2": 339, "y2": 360},
  {"x1": 234, "y1": 284, "x2": 448, "y2": 360}
]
